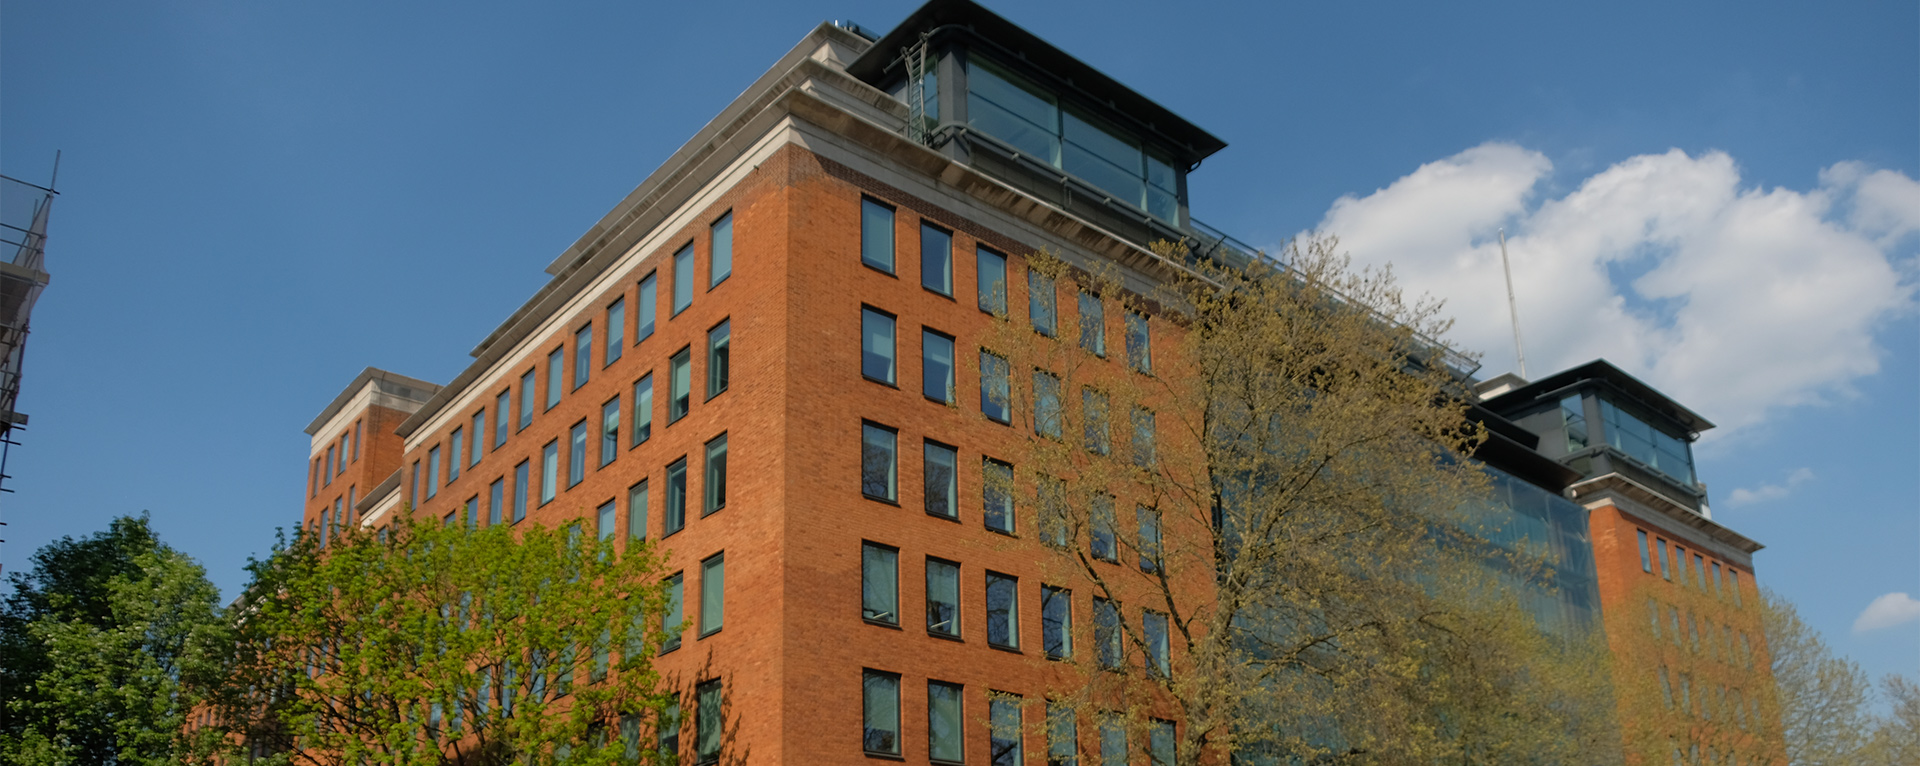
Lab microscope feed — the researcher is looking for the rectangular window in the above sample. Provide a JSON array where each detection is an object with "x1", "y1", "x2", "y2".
[
  {"x1": 426, "y1": 446, "x2": 441, "y2": 499},
  {"x1": 601, "y1": 397, "x2": 620, "y2": 467},
  {"x1": 1099, "y1": 715, "x2": 1126, "y2": 766},
  {"x1": 547, "y1": 348, "x2": 565, "y2": 410},
  {"x1": 513, "y1": 460, "x2": 529, "y2": 522},
  {"x1": 1694, "y1": 553, "x2": 1706, "y2": 589},
  {"x1": 541, "y1": 441, "x2": 559, "y2": 504},
  {"x1": 981, "y1": 351, "x2": 1011, "y2": 423},
  {"x1": 493, "y1": 392, "x2": 513, "y2": 449},
  {"x1": 519, "y1": 370, "x2": 537, "y2": 431},
  {"x1": 628, "y1": 480, "x2": 648, "y2": 540},
  {"x1": 710, "y1": 212, "x2": 732, "y2": 287},
  {"x1": 632, "y1": 373, "x2": 654, "y2": 446},
  {"x1": 1034, "y1": 370, "x2": 1063, "y2": 439},
  {"x1": 1078, "y1": 291, "x2": 1105, "y2": 356},
  {"x1": 926, "y1": 558, "x2": 960, "y2": 637},
  {"x1": 1094, "y1": 598, "x2": 1121, "y2": 670},
  {"x1": 990, "y1": 694, "x2": 1023, "y2": 766},
  {"x1": 325, "y1": 447, "x2": 334, "y2": 486},
  {"x1": 924, "y1": 441, "x2": 958, "y2": 519},
  {"x1": 695, "y1": 679, "x2": 721, "y2": 764},
  {"x1": 673, "y1": 243, "x2": 695, "y2": 316},
  {"x1": 862, "y1": 307, "x2": 896, "y2": 384},
  {"x1": 921, "y1": 222, "x2": 952, "y2": 295},
  {"x1": 700, "y1": 553, "x2": 724, "y2": 635},
  {"x1": 665, "y1": 458, "x2": 687, "y2": 536},
  {"x1": 568, "y1": 421, "x2": 588, "y2": 488},
  {"x1": 1029, "y1": 268, "x2": 1056, "y2": 336},
  {"x1": 449, "y1": 429, "x2": 463, "y2": 481},
  {"x1": 489, "y1": 478, "x2": 504, "y2": 526},
  {"x1": 1657, "y1": 538, "x2": 1671, "y2": 580},
  {"x1": 659, "y1": 701, "x2": 680, "y2": 756},
  {"x1": 574, "y1": 324, "x2": 593, "y2": 390},
  {"x1": 862, "y1": 423, "x2": 899, "y2": 502},
  {"x1": 606, "y1": 297, "x2": 625, "y2": 366},
  {"x1": 1042, "y1": 585, "x2": 1072, "y2": 660},
  {"x1": 1132, "y1": 408, "x2": 1156, "y2": 467},
  {"x1": 986, "y1": 571, "x2": 1019, "y2": 649},
  {"x1": 663, "y1": 573, "x2": 684, "y2": 652},
  {"x1": 861, "y1": 197, "x2": 895, "y2": 273},
  {"x1": 598, "y1": 500, "x2": 617, "y2": 541},
  {"x1": 704, "y1": 434, "x2": 727, "y2": 515},
  {"x1": 983, "y1": 458, "x2": 1014, "y2": 534},
  {"x1": 862, "y1": 543, "x2": 899, "y2": 625},
  {"x1": 707, "y1": 319, "x2": 730, "y2": 398},
  {"x1": 978, "y1": 246, "x2": 1008, "y2": 315},
  {"x1": 1648, "y1": 599, "x2": 1661, "y2": 638},
  {"x1": 1712, "y1": 561, "x2": 1724, "y2": 597},
  {"x1": 353, "y1": 420, "x2": 361, "y2": 461},
  {"x1": 923, "y1": 329, "x2": 955, "y2": 402},
  {"x1": 928, "y1": 681, "x2": 964, "y2": 764},
  {"x1": 1137, "y1": 506, "x2": 1162, "y2": 573},
  {"x1": 669, "y1": 347, "x2": 692, "y2": 422},
  {"x1": 470, "y1": 412, "x2": 484, "y2": 467},
  {"x1": 1676, "y1": 545, "x2": 1689, "y2": 583},
  {"x1": 1669, "y1": 607, "x2": 1682, "y2": 645},
  {"x1": 1090, "y1": 495, "x2": 1117, "y2": 561},
  {"x1": 1083, "y1": 387, "x2": 1110, "y2": 455},
  {"x1": 1038, "y1": 476, "x2": 1069, "y2": 548},
  {"x1": 1047, "y1": 702, "x2": 1077, "y2": 766},
  {"x1": 1638, "y1": 529, "x2": 1652, "y2": 572},
  {"x1": 864, "y1": 670, "x2": 902, "y2": 756},
  {"x1": 637, "y1": 273, "x2": 658, "y2": 341},
  {"x1": 1148, "y1": 720, "x2": 1174, "y2": 766},
  {"x1": 1730, "y1": 570, "x2": 1743, "y2": 607},
  {"x1": 1125, "y1": 311, "x2": 1151, "y2": 373},
  {"x1": 1144, "y1": 610, "x2": 1170, "y2": 677}
]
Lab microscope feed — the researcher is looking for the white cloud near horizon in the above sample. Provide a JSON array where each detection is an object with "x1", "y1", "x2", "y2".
[
  {"x1": 1725, "y1": 467, "x2": 1815, "y2": 508},
  {"x1": 1854, "y1": 592, "x2": 1920, "y2": 634},
  {"x1": 1310, "y1": 143, "x2": 1918, "y2": 438}
]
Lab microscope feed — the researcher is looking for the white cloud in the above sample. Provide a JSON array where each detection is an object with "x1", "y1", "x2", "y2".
[
  {"x1": 1311, "y1": 144, "x2": 1918, "y2": 437},
  {"x1": 1725, "y1": 467, "x2": 1815, "y2": 508},
  {"x1": 1853, "y1": 592, "x2": 1920, "y2": 634}
]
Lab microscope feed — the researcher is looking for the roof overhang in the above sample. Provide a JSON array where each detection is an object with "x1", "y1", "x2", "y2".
[{"x1": 1482, "y1": 359, "x2": 1714, "y2": 435}]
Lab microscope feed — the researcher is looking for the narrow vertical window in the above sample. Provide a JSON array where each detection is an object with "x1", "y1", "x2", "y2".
[
  {"x1": 519, "y1": 370, "x2": 536, "y2": 431},
  {"x1": 606, "y1": 297, "x2": 625, "y2": 365},
  {"x1": 861, "y1": 197, "x2": 895, "y2": 273},
  {"x1": 707, "y1": 319, "x2": 730, "y2": 398},
  {"x1": 1693, "y1": 553, "x2": 1706, "y2": 589},
  {"x1": 598, "y1": 500, "x2": 617, "y2": 541},
  {"x1": 1042, "y1": 586, "x2": 1073, "y2": 660},
  {"x1": 325, "y1": 447, "x2": 335, "y2": 486},
  {"x1": 673, "y1": 243, "x2": 695, "y2": 315},
  {"x1": 1143, "y1": 610, "x2": 1170, "y2": 677},
  {"x1": 1675, "y1": 545, "x2": 1689, "y2": 583},
  {"x1": 1638, "y1": 529, "x2": 1652, "y2": 572},
  {"x1": 704, "y1": 434, "x2": 727, "y2": 515},
  {"x1": 695, "y1": 679, "x2": 721, "y2": 764},
  {"x1": 352, "y1": 420, "x2": 362, "y2": 460},
  {"x1": 700, "y1": 553, "x2": 724, "y2": 635},
  {"x1": 489, "y1": 478, "x2": 504, "y2": 526},
  {"x1": 924, "y1": 441, "x2": 958, "y2": 519},
  {"x1": 659, "y1": 701, "x2": 680, "y2": 756},
  {"x1": 1099, "y1": 715, "x2": 1126, "y2": 766},
  {"x1": 1148, "y1": 720, "x2": 1174, "y2": 766},
  {"x1": 601, "y1": 397, "x2": 620, "y2": 467},
  {"x1": 426, "y1": 446, "x2": 441, "y2": 499},
  {"x1": 1137, "y1": 506, "x2": 1162, "y2": 573},
  {"x1": 574, "y1": 324, "x2": 593, "y2": 390},
  {"x1": 928, "y1": 681, "x2": 964, "y2": 763},
  {"x1": 1082, "y1": 387, "x2": 1110, "y2": 455},
  {"x1": 710, "y1": 212, "x2": 732, "y2": 287},
  {"x1": 540, "y1": 440, "x2": 559, "y2": 504},
  {"x1": 923, "y1": 329, "x2": 955, "y2": 402},
  {"x1": 1730, "y1": 570, "x2": 1742, "y2": 607},
  {"x1": 547, "y1": 348, "x2": 565, "y2": 410},
  {"x1": 568, "y1": 421, "x2": 588, "y2": 487},
  {"x1": 1660, "y1": 667, "x2": 1674, "y2": 708},
  {"x1": 663, "y1": 573, "x2": 684, "y2": 651},
  {"x1": 862, "y1": 423, "x2": 899, "y2": 502},
  {"x1": 989, "y1": 693, "x2": 1023, "y2": 766},
  {"x1": 409, "y1": 461, "x2": 419, "y2": 505},
  {"x1": 628, "y1": 480, "x2": 649, "y2": 540},
  {"x1": 1078, "y1": 291, "x2": 1105, "y2": 356},
  {"x1": 1648, "y1": 599, "x2": 1661, "y2": 638},
  {"x1": 983, "y1": 458, "x2": 1014, "y2": 534},
  {"x1": 926, "y1": 558, "x2": 960, "y2": 637},
  {"x1": 1033, "y1": 371, "x2": 1063, "y2": 439},
  {"x1": 1132, "y1": 407, "x2": 1156, "y2": 467},
  {"x1": 921, "y1": 222, "x2": 952, "y2": 295},
  {"x1": 513, "y1": 460, "x2": 529, "y2": 522},
  {"x1": 862, "y1": 543, "x2": 899, "y2": 625},
  {"x1": 1047, "y1": 702, "x2": 1077, "y2": 766},
  {"x1": 637, "y1": 273, "x2": 658, "y2": 341},
  {"x1": 669, "y1": 348, "x2": 692, "y2": 422},
  {"x1": 861, "y1": 308, "x2": 897, "y2": 384},
  {"x1": 470, "y1": 412, "x2": 484, "y2": 466},
  {"x1": 986, "y1": 572, "x2": 1019, "y2": 649},
  {"x1": 977, "y1": 246, "x2": 1008, "y2": 315},
  {"x1": 981, "y1": 351, "x2": 1011, "y2": 423},
  {"x1": 448, "y1": 429, "x2": 463, "y2": 481},
  {"x1": 665, "y1": 458, "x2": 688, "y2": 536},
  {"x1": 1090, "y1": 495, "x2": 1117, "y2": 561},
  {"x1": 631, "y1": 373, "x2": 654, "y2": 446},
  {"x1": 863, "y1": 670, "x2": 902, "y2": 756},
  {"x1": 1038, "y1": 476, "x2": 1069, "y2": 548},
  {"x1": 1094, "y1": 598, "x2": 1121, "y2": 670},
  {"x1": 1712, "y1": 561, "x2": 1723, "y2": 597},
  {"x1": 1125, "y1": 311, "x2": 1151, "y2": 373},
  {"x1": 1657, "y1": 538, "x2": 1671, "y2": 580},
  {"x1": 1029, "y1": 268, "x2": 1056, "y2": 336}
]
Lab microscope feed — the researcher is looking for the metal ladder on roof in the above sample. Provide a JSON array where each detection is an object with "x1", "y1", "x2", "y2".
[{"x1": 902, "y1": 33, "x2": 931, "y2": 146}]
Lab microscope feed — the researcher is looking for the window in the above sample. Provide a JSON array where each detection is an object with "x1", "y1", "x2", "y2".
[
  {"x1": 1047, "y1": 702, "x2": 1077, "y2": 766},
  {"x1": 710, "y1": 212, "x2": 732, "y2": 287},
  {"x1": 1143, "y1": 610, "x2": 1170, "y2": 677},
  {"x1": 426, "y1": 446, "x2": 440, "y2": 499},
  {"x1": 862, "y1": 308, "x2": 896, "y2": 384},
  {"x1": 568, "y1": 421, "x2": 588, "y2": 487},
  {"x1": 1730, "y1": 570, "x2": 1743, "y2": 607},
  {"x1": 673, "y1": 243, "x2": 695, "y2": 316},
  {"x1": 1600, "y1": 397, "x2": 1695, "y2": 485},
  {"x1": 1148, "y1": 720, "x2": 1174, "y2": 766},
  {"x1": 629, "y1": 480, "x2": 648, "y2": 540},
  {"x1": 695, "y1": 679, "x2": 721, "y2": 764},
  {"x1": 1083, "y1": 388, "x2": 1110, "y2": 455},
  {"x1": 1089, "y1": 496, "x2": 1117, "y2": 561},
  {"x1": 1094, "y1": 598, "x2": 1121, "y2": 670},
  {"x1": 669, "y1": 347, "x2": 692, "y2": 422},
  {"x1": 601, "y1": 397, "x2": 620, "y2": 467},
  {"x1": 983, "y1": 458, "x2": 1014, "y2": 534},
  {"x1": 1099, "y1": 715, "x2": 1126, "y2": 766},
  {"x1": 519, "y1": 370, "x2": 537, "y2": 431},
  {"x1": 1669, "y1": 607, "x2": 1681, "y2": 645},
  {"x1": 1137, "y1": 506, "x2": 1162, "y2": 573},
  {"x1": 547, "y1": 347, "x2": 565, "y2": 410},
  {"x1": 990, "y1": 694, "x2": 1023, "y2": 766},
  {"x1": 924, "y1": 441, "x2": 958, "y2": 519},
  {"x1": 1648, "y1": 599, "x2": 1661, "y2": 638},
  {"x1": 606, "y1": 297, "x2": 625, "y2": 366},
  {"x1": 928, "y1": 681, "x2": 964, "y2": 764},
  {"x1": 574, "y1": 324, "x2": 593, "y2": 390},
  {"x1": 663, "y1": 573, "x2": 684, "y2": 652},
  {"x1": 1132, "y1": 408, "x2": 1156, "y2": 467},
  {"x1": 637, "y1": 272, "x2": 658, "y2": 341},
  {"x1": 707, "y1": 319, "x2": 730, "y2": 398},
  {"x1": 1638, "y1": 529, "x2": 1652, "y2": 573},
  {"x1": 1125, "y1": 311, "x2": 1151, "y2": 373},
  {"x1": 1694, "y1": 554, "x2": 1706, "y2": 589},
  {"x1": 489, "y1": 478, "x2": 504, "y2": 526},
  {"x1": 598, "y1": 500, "x2": 617, "y2": 541},
  {"x1": 470, "y1": 412, "x2": 484, "y2": 467},
  {"x1": 922, "y1": 223, "x2": 952, "y2": 295},
  {"x1": 1657, "y1": 538, "x2": 1671, "y2": 580},
  {"x1": 864, "y1": 670, "x2": 902, "y2": 756},
  {"x1": 325, "y1": 447, "x2": 334, "y2": 486},
  {"x1": 1660, "y1": 667, "x2": 1674, "y2": 708},
  {"x1": 658, "y1": 701, "x2": 680, "y2": 756},
  {"x1": 1034, "y1": 370, "x2": 1063, "y2": 439},
  {"x1": 1042, "y1": 586, "x2": 1072, "y2": 660},
  {"x1": 986, "y1": 572, "x2": 1019, "y2": 649},
  {"x1": 540, "y1": 441, "x2": 559, "y2": 504},
  {"x1": 862, "y1": 423, "x2": 898, "y2": 502},
  {"x1": 862, "y1": 543, "x2": 899, "y2": 625},
  {"x1": 1675, "y1": 545, "x2": 1689, "y2": 583},
  {"x1": 1712, "y1": 561, "x2": 1723, "y2": 597},
  {"x1": 1078, "y1": 291, "x2": 1105, "y2": 356},
  {"x1": 665, "y1": 458, "x2": 688, "y2": 536},
  {"x1": 704, "y1": 434, "x2": 727, "y2": 515},
  {"x1": 923, "y1": 329, "x2": 955, "y2": 402},
  {"x1": 1038, "y1": 476, "x2": 1069, "y2": 548},
  {"x1": 513, "y1": 460, "x2": 529, "y2": 522},
  {"x1": 926, "y1": 558, "x2": 960, "y2": 637},
  {"x1": 700, "y1": 553, "x2": 724, "y2": 635},
  {"x1": 981, "y1": 351, "x2": 1011, "y2": 423},
  {"x1": 632, "y1": 373, "x2": 654, "y2": 446},
  {"x1": 1029, "y1": 268, "x2": 1056, "y2": 336},
  {"x1": 448, "y1": 429, "x2": 463, "y2": 481},
  {"x1": 861, "y1": 198, "x2": 895, "y2": 273},
  {"x1": 353, "y1": 420, "x2": 361, "y2": 460},
  {"x1": 978, "y1": 246, "x2": 1008, "y2": 315}
]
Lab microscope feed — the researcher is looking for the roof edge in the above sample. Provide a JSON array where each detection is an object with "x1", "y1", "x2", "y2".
[{"x1": 304, "y1": 367, "x2": 442, "y2": 436}]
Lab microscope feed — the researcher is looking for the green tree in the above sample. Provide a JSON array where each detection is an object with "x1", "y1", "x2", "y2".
[{"x1": 0, "y1": 514, "x2": 227, "y2": 766}]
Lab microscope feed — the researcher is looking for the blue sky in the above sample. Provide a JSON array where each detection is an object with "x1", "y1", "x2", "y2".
[{"x1": 3, "y1": 0, "x2": 1914, "y2": 687}]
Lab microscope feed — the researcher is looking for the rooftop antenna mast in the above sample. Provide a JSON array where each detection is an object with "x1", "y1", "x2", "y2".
[{"x1": 1498, "y1": 227, "x2": 1527, "y2": 379}]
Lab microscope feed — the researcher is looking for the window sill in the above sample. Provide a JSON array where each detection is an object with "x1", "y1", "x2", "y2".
[
  {"x1": 699, "y1": 627, "x2": 722, "y2": 640},
  {"x1": 704, "y1": 389, "x2": 728, "y2": 403},
  {"x1": 863, "y1": 376, "x2": 900, "y2": 390},
  {"x1": 701, "y1": 506, "x2": 723, "y2": 518},
  {"x1": 923, "y1": 286, "x2": 955, "y2": 301},
  {"x1": 863, "y1": 751, "x2": 905, "y2": 762},
  {"x1": 863, "y1": 618, "x2": 903, "y2": 631},
  {"x1": 924, "y1": 393, "x2": 954, "y2": 406},
  {"x1": 864, "y1": 495, "x2": 902, "y2": 508},
  {"x1": 985, "y1": 527, "x2": 1017, "y2": 538},
  {"x1": 630, "y1": 437, "x2": 652, "y2": 450},
  {"x1": 861, "y1": 262, "x2": 898, "y2": 278},
  {"x1": 925, "y1": 511, "x2": 960, "y2": 524},
  {"x1": 988, "y1": 643, "x2": 1023, "y2": 655},
  {"x1": 928, "y1": 631, "x2": 963, "y2": 643}
]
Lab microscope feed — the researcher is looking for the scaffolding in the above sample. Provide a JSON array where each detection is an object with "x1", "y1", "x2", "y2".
[{"x1": 0, "y1": 166, "x2": 57, "y2": 547}]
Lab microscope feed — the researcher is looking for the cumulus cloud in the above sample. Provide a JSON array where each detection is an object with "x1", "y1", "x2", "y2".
[
  {"x1": 1724, "y1": 467, "x2": 1815, "y2": 508},
  {"x1": 1311, "y1": 144, "x2": 1918, "y2": 437},
  {"x1": 1853, "y1": 592, "x2": 1920, "y2": 634}
]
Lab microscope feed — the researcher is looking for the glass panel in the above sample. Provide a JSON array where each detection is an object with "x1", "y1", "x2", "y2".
[
  {"x1": 1132, "y1": 408, "x2": 1156, "y2": 467},
  {"x1": 978, "y1": 247, "x2": 1008, "y2": 315},
  {"x1": 1148, "y1": 721, "x2": 1174, "y2": 766},
  {"x1": 1137, "y1": 506, "x2": 1162, "y2": 573},
  {"x1": 427, "y1": 447, "x2": 440, "y2": 499},
  {"x1": 862, "y1": 424, "x2": 898, "y2": 501},
  {"x1": 928, "y1": 682, "x2": 964, "y2": 763},
  {"x1": 513, "y1": 461, "x2": 529, "y2": 522},
  {"x1": 632, "y1": 373, "x2": 654, "y2": 445},
  {"x1": 666, "y1": 459, "x2": 687, "y2": 535},
  {"x1": 923, "y1": 330, "x2": 955, "y2": 402},
  {"x1": 1063, "y1": 142, "x2": 1146, "y2": 210},
  {"x1": 1083, "y1": 388, "x2": 1110, "y2": 455},
  {"x1": 520, "y1": 370, "x2": 536, "y2": 430},
  {"x1": 1078, "y1": 291, "x2": 1105, "y2": 356},
  {"x1": 629, "y1": 480, "x2": 648, "y2": 540},
  {"x1": 970, "y1": 58, "x2": 1056, "y2": 130},
  {"x1": 470, "y1": 413, "x2": 484, "y2": 466},
  {"x1": 1099, "y1": 716, "x2": 1126, "y2": 766},
  {"x1": 990, "y1": 695, "x2": 1023, "y2": 766},
  {"x1": 981, "y1": 351, "x2": 1011, "y2": 423},
  {"x1": 1034, "y1": 371, "x2": 1062, "y2": 439},
  {"x1": 864, "y1": 672, "x2": 901, "y2": 755},
  {"x1": 927, "y1": 559, "x2": 960, "y2": 636},
  {"x1": 569, "y1": 421, "x2": 587, "y2": 486},
  {"x1": 1029, "y1": 269, "x2": 1056, "y2": 336},
  {"x1": 862, "y1": 199, "x2": 895, "y2": 273},
  {"x1": 540, "y1": 442, "x2": 558, "y2": 503},
  {"x1": 862, "y1": 309, "x2": 896, "y2": 384},
  {"x1": 696, "y1": 680, "x2": 720, "y2": 762},
  {"x1": 673, "y1": 243, "x2": 695, "y2": 315},
  {"x1": 489, "y1": 479, "x2": 503, "y2": 526},
  {"x1": 983, "y1": 459, "x2": 1014, "y2": 533},
  {"x1": 547, "y1": 348, "x2": 564, "y2": 409},
  {"x1": 601, "y1": 397, "x2": 620, "y2": 467},
  {"x1": 924, "y1": 442, "x2": 958, "y2": 519},
  {"x1": 862, "y1": 544, "x2": 899, "y2": 624},
  {"x1": 700, "y1": 555, "x2": 724, "y2": 634},
  {"x1": 710, "y1": 212, "x2": 732, "y2": 287},
  {"x1": 1063, "y1": 109, "x2": 1141, "y2": 176},
  {"x1": 637, "y1": 273, "x2": 657, "y2": 340},
  {"x1": 704, "y1": 435, "x2": 727, "y2": 515},
  {"x1": 1146, "y1": 151, "x2": 1176, "y2": 195},
  {"x1": 449, "y1": 429, "x2": 462, "y2": 481},
  {"x1": 922, "y1": 223, "x2": 952, "y2": 295},
  {"x1": 607, "y1": 298, "x2": 625, "y2": 364},
  {"x1": 598, "y1": 501, "x2": 616, "y2": 539},
  {"x1": 496, "y1": 391, "x2": 510, "y2": 446},
  {"x1": 1042, "y1": 586, "x2": 1072, "y2": 660},
  {"x1": 1144, "y1": 611, "x2": 1169, "y2": 677},
  {"x1": 670, "y1": 349, "x2": 691, "y2": 421},
  {"x1": 986, "y1": 573, "x2": 1018, "y2": 648},
  {"x1": 708, "y1": 320, "x2": 730, "y2": 397},
  {"x1": 1090, "y1": 496, "x2": 1116, "y2": 560},
  {"x1": 1048, "y1": 702, "x2": 1077, "y2": 765},
  {"x1": 575, "y1": 325, "x2": 592, "y2": 389},
  {"x1": 1094, "y1": 599, "x2": 1121, "y2": 669},
  {"x1": 663, "y1": 574, "x2": 683, "y2": 650}
]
